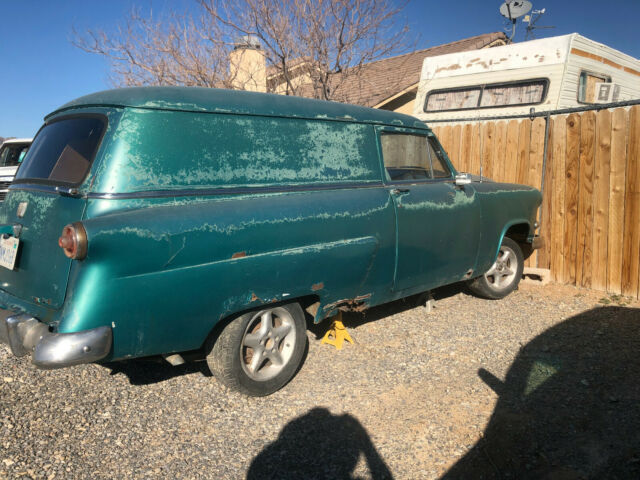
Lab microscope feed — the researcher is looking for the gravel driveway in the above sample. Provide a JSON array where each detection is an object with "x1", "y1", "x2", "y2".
[{"x1": 1, "y1": 282, "x2": 639, "y2": 480}]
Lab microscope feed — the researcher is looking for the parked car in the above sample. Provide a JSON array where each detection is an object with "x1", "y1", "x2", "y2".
[
  {"x1": 0, "y1": 87, "x2": 541, "y2": 396},
  {"x1": 0, "y1": 138, "x2": 32, "y2": 201}
]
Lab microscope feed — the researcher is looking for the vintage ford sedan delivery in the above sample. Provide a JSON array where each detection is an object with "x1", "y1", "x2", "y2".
[{"x1": 0, "y1": 87, "x2": 541, "y2": 395}]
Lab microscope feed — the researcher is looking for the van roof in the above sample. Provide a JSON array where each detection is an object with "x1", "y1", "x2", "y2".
[{"x1": 51, "y1": 86, "x2": 429, "y2": 130}]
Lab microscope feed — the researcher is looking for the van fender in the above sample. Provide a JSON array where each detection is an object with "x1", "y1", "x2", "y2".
[{"x1": 493, "y1": 219, "x2": 533, "y2": 263}]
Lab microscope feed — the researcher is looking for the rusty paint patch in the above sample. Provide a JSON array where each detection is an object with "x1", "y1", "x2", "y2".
[
  {"x1": 323, "y1": 293, "x2": 372, "y2": 313},
  {"x1": 231, "y1": 251, "x2": 247, "y2": 259},
  {"x1": 311, "y1": 282, "x2": 324, "y2": 291}
]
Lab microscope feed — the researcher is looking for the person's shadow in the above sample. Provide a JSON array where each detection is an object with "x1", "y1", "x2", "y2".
[
  {"x1": 247, "y1": 407, "x2": 393, "y2": 479},
  {"x1": 442, "y1": 306, "x2": 640, "y2": 480}
]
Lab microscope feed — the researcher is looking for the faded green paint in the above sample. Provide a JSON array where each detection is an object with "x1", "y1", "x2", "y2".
[
  {"x1": 95, "y1": 109, "x2": 380, "y2": 193},
  {"x1": 0, "y1": 87, "x2": 541, "y2": 363}
]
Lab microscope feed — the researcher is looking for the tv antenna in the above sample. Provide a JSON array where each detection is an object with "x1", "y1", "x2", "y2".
[
  {"x1": 499, "y1": 1, "x2": 532, "y2": 43},
  {"x1": 523, "y1": 8, "x2": 555, "y2": 40}
]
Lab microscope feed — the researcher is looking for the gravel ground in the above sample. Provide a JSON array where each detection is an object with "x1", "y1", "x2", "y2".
[{"x1": 1, "y1": 282, "x2": 639, "y2": 480}]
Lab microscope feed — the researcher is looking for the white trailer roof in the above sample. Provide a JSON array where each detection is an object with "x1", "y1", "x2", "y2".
[{"x1": 420, "y1": 34, "x2": 574, "y2": 80}]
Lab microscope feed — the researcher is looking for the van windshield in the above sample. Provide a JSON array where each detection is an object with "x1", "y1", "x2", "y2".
[{"x1": 16, "y1": 116, "x2": 105, "y2": 185}]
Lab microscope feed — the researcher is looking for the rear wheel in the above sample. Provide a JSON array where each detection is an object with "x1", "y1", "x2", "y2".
[
  {"x1": 468, "y1": 237, "x2": 524, "y2": 300},
  {"x1": 206, "y1": 303, "x2": 307, "y2": 396}
]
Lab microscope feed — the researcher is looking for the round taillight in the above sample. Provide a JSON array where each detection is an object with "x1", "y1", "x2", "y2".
[{"x1": 58, "y1": 222, "x2": 88, "y2": 260}]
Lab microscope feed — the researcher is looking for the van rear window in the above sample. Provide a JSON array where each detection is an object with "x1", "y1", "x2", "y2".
[{"x1": 16, "y1": 117, "x2": 105, "y2": 185}]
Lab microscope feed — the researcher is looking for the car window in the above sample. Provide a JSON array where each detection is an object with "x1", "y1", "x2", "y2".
[
  {"x1": 381, "y1": 134, "x2": 431, "y2": 182},
  {"x1": 381, "y1": 133, "x2": 451, "y2": 182},
  {"x1": 0, "y1": 145, "x2": 29, "y2": 167},
  {"x1": 426, "y1": 139, "x2": 451, "y2": 178},
  {"x1": 16, "y1": 117, "x2": 105, "y2": 185}
]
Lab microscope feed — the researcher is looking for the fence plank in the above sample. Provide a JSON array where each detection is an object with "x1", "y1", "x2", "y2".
[
  {"x1": 493, "y1": 121, "x2": 508, "y2": 181},
  {"x1": 459, "y1": 123, "x2": 473, "y2": 173},
  {"x1": 526, "y1": 118, "x2": 544, "y2": 268},
  {"x1": 516, "y1": 120, "x2": 531, "y2": 186},
  {"x1": 515, "y1": 120, "x2": 532, "y2": 266},
  {"x1": 504, "y1": 120, "x2": 520, "y2": 184},
  {"x1": 622, "y1": 106, "x2": 640, "y2": 298},
  {"x1": 481, "y1": 122, "x2": 495, "y2": 180},
  {"x1": 538, "y1": 117, "x2": 553, "y2": 269},
  {"x1": 592, "y1": 110, "x2": 612, "y2": 291},
  {"x1": 438, "y1": 125, "x2": 453, "y2": 161},
  {"x1": 550, "y1": 116, "x2": 567, "y2": 282},
  {"x1": 450, "y1": 124, "x2": 462, "y2": 166},
  {"x1": 576, "y1": 111, "x2": 596, "y2": 288},
  {"x1": 564, "y1": 114, "x2": 581, "y2": 284},
  {"x1": 607, "y1": 108, "x2": 628, "y2": 294},
  {"x1": 470, "y1": 123, "x2": 481, "y2": 176}
]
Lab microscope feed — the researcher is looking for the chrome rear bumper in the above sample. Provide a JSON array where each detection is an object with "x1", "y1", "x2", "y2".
[{"x1": 0, "y1": 313, "x2": 112, "y2": 369}]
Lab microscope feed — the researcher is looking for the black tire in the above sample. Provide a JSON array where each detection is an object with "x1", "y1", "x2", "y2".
[
  {"x1": 206, "y1": 302, "x2": 307, "y2": 396},
  {"x1": 468, "y1": 237, "x2": 524, "y2": 300}
]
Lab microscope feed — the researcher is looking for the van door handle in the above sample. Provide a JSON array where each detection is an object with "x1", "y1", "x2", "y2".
[{"x1": 391, "y1": 188, "x2": 410, "y2": 195}]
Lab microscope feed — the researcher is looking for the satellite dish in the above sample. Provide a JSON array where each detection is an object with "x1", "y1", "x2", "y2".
[{"x1": 500, "y1": 1, "x2": 532, "y2": 20}]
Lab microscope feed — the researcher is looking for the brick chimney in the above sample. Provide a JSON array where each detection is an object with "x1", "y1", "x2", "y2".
[{"x1": 229, "y1": 35, "x2": 267, "y2": 92}]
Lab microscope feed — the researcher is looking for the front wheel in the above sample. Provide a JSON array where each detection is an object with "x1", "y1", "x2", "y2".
[
  {"x1": 468, "y1": 237, "x2": 524, "y2": 300},
  {"x1": 206, "y1": 303, "x2": 307, "y2": 396}
]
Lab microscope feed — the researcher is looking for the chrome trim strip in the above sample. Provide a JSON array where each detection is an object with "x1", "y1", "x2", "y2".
[
  {"x1": 9, "y1": 183, "x2": 61, "y2": 195},
  {"x1": 87, "y1": 182, "x2": 386, "y2": 200},
  {"x1": 9, "y1": 181, "x2": 386, "y2": 200}
]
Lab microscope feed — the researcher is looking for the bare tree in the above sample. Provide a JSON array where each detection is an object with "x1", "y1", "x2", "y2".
[{"x1": 73, "y1": 0, "x2": 412, "y2": 101}]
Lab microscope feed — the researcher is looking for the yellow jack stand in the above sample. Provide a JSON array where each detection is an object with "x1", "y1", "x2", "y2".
[{"x1": 321, "y1": 312, "x2": 354, "y2": 350}]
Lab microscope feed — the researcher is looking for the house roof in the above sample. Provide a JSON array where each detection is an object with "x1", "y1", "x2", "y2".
[
  {"x1": 330, "y1": 32, "x2": 508, "y2": 107},
  {"x1": 50, "y1": 86, "x2": 429, "y2": 130}
]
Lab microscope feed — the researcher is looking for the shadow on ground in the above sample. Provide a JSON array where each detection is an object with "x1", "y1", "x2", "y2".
[
  {"x1": 248, "y1": 407, "x2": 393, "y2": 479},
  {"x1": 103, "y1": 357, "x2": 210, "y2": 385},
  {"x1": 442, "y1": 306, "x2": 640, "y2": 480}
]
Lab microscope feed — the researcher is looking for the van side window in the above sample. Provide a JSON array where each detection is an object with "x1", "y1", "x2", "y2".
[
  {"x1": 427, "y1": 139, "x2": 451, "y2": 178},
  {"x1": 16, "y1": 117, "x2": 105, "y2": 185},
  {"x1": 381, "y1": 134, "x2": 430, "y2": 181},
  {"x1": 381, "y1": 134, "x2": 451, "y2": 182}
]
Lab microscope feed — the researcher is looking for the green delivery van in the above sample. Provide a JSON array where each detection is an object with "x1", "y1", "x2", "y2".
[{"x1": 0, "y1": 87, "x2": 541, "y2": 395}]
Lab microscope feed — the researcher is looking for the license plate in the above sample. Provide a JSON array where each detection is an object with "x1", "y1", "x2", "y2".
[{"x1": 0, "y1": 236, "x2": 20, "y2": 270}]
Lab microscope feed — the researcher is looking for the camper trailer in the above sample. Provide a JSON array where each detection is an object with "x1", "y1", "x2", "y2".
[{"x1": 414, "y1": 34, "x2": 640, "y2": 122}]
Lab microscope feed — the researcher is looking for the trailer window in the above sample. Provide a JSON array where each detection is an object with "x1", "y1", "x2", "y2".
[
  {"x1": 479, "y1": 81, "x2": 546, "y2": 107},
  {"x1": 425, "y1": 88, "x2": 480, "y2": 112},
  {"x1": 425, "y1": 79, "x2": 548, "y2": 112},
  {"x1": 578, "y1": 71, "x2": 611, "y2": 103}
]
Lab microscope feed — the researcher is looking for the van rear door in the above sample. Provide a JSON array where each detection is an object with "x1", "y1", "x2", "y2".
[{"x1": 0, "y1": 116, "x2": 105, "y2": 312}]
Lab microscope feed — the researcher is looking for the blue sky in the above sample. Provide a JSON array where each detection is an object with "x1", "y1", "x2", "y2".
[{"x1": 2, "y1": 0, "x2": 639, "y2": 138}]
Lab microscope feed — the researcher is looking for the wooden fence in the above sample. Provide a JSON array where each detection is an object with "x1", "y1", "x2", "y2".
[{"x1": 431, "y1": 105, "x2": 640, "y2": 300}]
